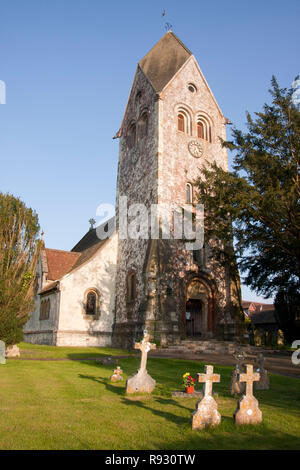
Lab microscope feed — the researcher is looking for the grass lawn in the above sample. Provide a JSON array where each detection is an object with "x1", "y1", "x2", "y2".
[{"x1": 0, "y1": 344, "x2": 299, "y2": 450}]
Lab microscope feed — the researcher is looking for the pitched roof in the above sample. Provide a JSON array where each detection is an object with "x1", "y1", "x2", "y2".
[
  {"x1": 242, "y1": 301, "x2": 275, "y2": 312},
  {"x1": 242, "y1": 300, "x2": 276, "y2": 325},
  {"x1": 138, "y1": 31, "x2": 192, "y2": 93},
  {"x1": 45, "y1": 249, "x2": 81, "y2": 281},
  {"x1": 40, "y1": 280, "x2": 59, "y2": 295},
  {"x1": 249, "y1": 309, "x2": 277, "y2": 325}
]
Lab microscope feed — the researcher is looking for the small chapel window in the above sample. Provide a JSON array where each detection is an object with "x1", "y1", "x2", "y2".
[
  {"x1": 127, "y1": 272, "x2": 136, "y2": 303},
  {"x1": 40, "y1": 298, "x2": 50, "y2": 320},
  {"x1": 186, "y1": 183, "x2": 193, "y2": 203},
  {"x1": 86, "y1": 291, "x2": 97, "y2": 316},
  {"x1": 127, "y1": 122, "x2": 136, "y2": 149},
  {"x1": 178, "y1": 113, "x2": 185, "y2": 132},
  {"x1": 197, "y1": 116, "x2": 212, "y2": 143},
  {"x1": 137, "y1": 112, "x2": 148, "y2": 143},
  {"x1": 197, "y1": 121, "x2": 205, "y2": 139},
  {"x1": 177, "y1": 107, "x2": 192, "y2": 134}
]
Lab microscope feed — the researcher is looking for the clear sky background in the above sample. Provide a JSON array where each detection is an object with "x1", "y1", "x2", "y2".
[{"x1": 1, "y1": 0, "x2": 299, "y2": 304}]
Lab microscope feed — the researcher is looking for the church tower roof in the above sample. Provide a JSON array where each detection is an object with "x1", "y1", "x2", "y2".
[{"x1": 138, "y1": 31, "x2": 192, "y2": 92}]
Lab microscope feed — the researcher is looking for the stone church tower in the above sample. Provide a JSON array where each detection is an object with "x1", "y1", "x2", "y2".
[{"x1": 112, "y1": 32, "x2": 242, "y2": 348}]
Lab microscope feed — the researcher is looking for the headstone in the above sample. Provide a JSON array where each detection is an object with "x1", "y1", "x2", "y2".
[
  {"x1": 230, "y1": 350, "x2": 246, "y2": 395},
  {"x1": 98, "y1": 356, "x2": 113, "y2": 365},
  {"x1": 191, "y1": 365, "x2": 221, "y2": 430},
  {"x1": 254, "y1": 353, "x2": 269, "y2": 390},
  {"x1": 6, "y1": 345, "x2": 20, "y2": 358},
  {"x1": 126, "y1": 330, "x2": 156, "y2": 394},
  {"x1": 110, "y1": 366, "x2": 123, "y2": 382},
  {"x1": 254, "y1": 329, "x2": 262, "y2": 347},
  {"x1": 277, "y1": 329, "x2": 284, "y2": 347},
  {"x1": 234, "y1": 364, "x2": 262, "y2": 425},
  {"x1": 0, "y1": 341, "x2": 6, "y2": 364}
]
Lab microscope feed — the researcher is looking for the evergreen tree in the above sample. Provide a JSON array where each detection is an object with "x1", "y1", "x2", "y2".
[
  {"x1": 195, "y1": 77, "x2": 300, "y2": 298},
  {"x1": 274, "y1": 287, "x2": 300, "y2": 343},
  {"x1": 0, "y1": 193, "x2": 41, "y2": 345}
]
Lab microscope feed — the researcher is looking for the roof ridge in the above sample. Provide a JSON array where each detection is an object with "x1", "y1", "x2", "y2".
[
  {"x1": 169, "y1": 31, "x2": 192, "y2": 55},
  {"x1": 45, "y1": 248, "x2": 80, "y2": 255}
]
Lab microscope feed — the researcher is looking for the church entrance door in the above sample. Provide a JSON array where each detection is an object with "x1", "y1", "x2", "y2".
[{"x1": 186, "y1": 299, "x2": 203, "y2": 337}]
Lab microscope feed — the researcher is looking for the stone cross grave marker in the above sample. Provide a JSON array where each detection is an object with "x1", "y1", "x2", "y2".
[
  {"x1": 126, "y1": 330, "x2": 156, "y2": 394},
  {"x1": 230, "y1": 350, "x2": 246, "y2": 395},
  {"x1": 234, "y1": 364, "x2": 262, "y2": 425},
  {"x1": 191, "y1": 365, "x2": 221, "y2": 430},
  {"x1": 0, "y1": 341, "x2": 6, "y2": 365},
  {"x1": 254, "y1": 353, "x2": 269, "y2": 391}
]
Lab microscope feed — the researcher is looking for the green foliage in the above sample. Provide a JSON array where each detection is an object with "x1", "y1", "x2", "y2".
[
  {"x1": 0, "y1": 193, "x2": 41, "y2": 345},
  {"x1": 195, "y1": 76, "x2": 300, "y2": 297}
]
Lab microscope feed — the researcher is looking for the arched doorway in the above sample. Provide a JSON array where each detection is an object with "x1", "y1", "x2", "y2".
[{"x1": 185, "y1": 278, "x2": 215, "y2": 339}]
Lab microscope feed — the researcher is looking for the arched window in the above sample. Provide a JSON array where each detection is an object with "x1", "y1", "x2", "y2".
[
  {"x1": 177, "y1": 107, "x2": 192, "y2": 135},
  {"x1": 197, "y1": 115, "x2": 212, "y2": 142},
  {"x1": 39, "y1": 300, "x2": 44, "y2": 320},
  {"x1": 135, "y1": 91, "x2": 142, "y2": 113},
  {"x1": 197, "y1": 121, "x2": 205, "y2": 139},
  {"x1": 40, "y1": 299, "x2": 50, "y2": 320},
  {"x1": 178, "y1": 113, "x2": 184, "y2": 132},
  {"x1": 186, "y1": 183, "x2": 193, "y2": 203},
  {"x1": 127, "y1": 122, "x2": 136, "y2": 149},
  {"x1": 127, "y1": 272, "x2": 136, "y2": 303},
  {"x1": 137, "y1": 112, "x2": 148, "y2": 143},
  {"x1": 86, "y1": 291, "x2": 97, "y2": 316}
]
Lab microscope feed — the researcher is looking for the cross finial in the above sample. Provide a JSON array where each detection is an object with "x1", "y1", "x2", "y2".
[
  {"x1": 198, "y1": 365, "x2": 220, "y2": 397},
  {"x1": 134, "y1": 332, "x2": 156, "y2": 373},
  {"x1": 239, "y1": 364, "x2": 260, "y2": 396},
  {"x1": 89, "y1": 218, "x2": 96, "y2": 230}
]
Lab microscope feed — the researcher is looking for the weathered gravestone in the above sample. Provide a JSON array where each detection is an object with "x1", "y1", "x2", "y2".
[
  {"x1": 254, "y1": 353, "x2": 269, "y2": 391},
  {"x1": 254, "y1": 329, "x2": 263, "y2": 347},
  {"x1": 110, "y1": 366, "x2": 123, "y2": 382},
  {"x1": 0, "y1": 341, "x2": 6, "y2": 364},
  {"x1": 277, "y1": 330, "x2": 285, "y2": 347},
  {"x1": 234, "y1": 364, "x2": 262, "y2": 425},
  {"x1": 126, "y1": 331, "x2": 156, "y2": 394},
  {"x1": 191, "y1": 365, "x2": 221, "y2": 430},
  {"x1": 230, "y1": 350, "x2": 246, "y2": 395}
]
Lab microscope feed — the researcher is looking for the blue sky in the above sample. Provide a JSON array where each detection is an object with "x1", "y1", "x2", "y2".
[{"x1": 1, "y1": 0, "x2": 299, "y2": 303}]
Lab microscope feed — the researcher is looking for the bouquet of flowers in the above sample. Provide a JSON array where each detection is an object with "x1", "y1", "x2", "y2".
[{"x1": 182, "y1": 372, "x2": 196, "y2": 388}]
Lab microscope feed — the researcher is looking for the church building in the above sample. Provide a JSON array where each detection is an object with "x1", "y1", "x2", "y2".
[{"x1": 23, "y1": 32, "x2": 243, "y2": 348}]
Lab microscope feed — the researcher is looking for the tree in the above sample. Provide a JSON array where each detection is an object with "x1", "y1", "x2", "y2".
[
  {"x1": 194, "y1": 77, "x2": 300, "y2": 299},
  {"x1": 0, "y1": 193, "x2": 41, "y2": 345},
  {"x1": 274, "y1": 287, "x2": 300, "y2": 343}
]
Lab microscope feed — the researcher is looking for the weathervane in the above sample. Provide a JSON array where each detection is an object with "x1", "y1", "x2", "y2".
[
  {"x1": 161, "y1": 9, "x2": 173, "y2": 32},
  {"x1": 89, "y1": 218, "x2": 96, "y2": 230}
]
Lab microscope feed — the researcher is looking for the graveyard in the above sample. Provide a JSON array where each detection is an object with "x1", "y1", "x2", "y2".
[{"x1": 0, "y1": 342, "x2": 299, "y2": 450}]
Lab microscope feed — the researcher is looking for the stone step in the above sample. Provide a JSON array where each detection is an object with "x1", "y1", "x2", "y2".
[{"x1": 156, "y1": 339, "x2": 254, "y2": 356}]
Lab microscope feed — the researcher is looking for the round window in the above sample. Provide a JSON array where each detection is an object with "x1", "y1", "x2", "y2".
[{"x1": 188, "y1": 83, "x2": 197, "y2": 93}]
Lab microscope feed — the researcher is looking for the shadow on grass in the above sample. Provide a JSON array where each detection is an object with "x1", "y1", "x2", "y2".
[
  {"x1": 78, "y1": 374, "x2": 126, "y2": 396},
  {"x1": 163, "y1": 422, "x2": 300, "y2": 450},
  {"x1": 121, "y1": 396, "x2": 188, "y2": 427}
]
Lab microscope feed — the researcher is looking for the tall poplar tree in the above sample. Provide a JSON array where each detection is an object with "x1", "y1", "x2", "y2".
[{"x1": 0, "y1": 193, "x2": 41, "y2": 345}]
